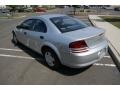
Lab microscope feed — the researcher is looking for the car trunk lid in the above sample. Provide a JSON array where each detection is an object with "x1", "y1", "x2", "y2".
[{"x1": 63, "y1": 26, "x2": 105, "y2": 48}]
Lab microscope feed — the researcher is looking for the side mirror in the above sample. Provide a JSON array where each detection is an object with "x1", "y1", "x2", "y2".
[
  {"x1": 16, "y1": 25, "x2": 30, "y2": 30},
  {"x1": 16, "y1": 25, "x2": 22, "y2": 29}
]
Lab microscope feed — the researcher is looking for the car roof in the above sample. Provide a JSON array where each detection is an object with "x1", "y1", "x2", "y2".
[{"x1": 31, "y1": 14, "x2": 67, "y2": 20}]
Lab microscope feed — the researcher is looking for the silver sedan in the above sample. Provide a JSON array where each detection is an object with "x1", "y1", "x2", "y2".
[{"x1": 12, "y1": 14, "x2": 108, "y2": 69}]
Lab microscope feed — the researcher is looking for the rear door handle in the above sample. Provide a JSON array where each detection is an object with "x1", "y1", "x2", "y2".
[
  {"x1": 24, "y1": 32, "x2": 27, "y2": 35},
  {"x1": 40, "y1": 36, "x2": 44, "y2": 39}
]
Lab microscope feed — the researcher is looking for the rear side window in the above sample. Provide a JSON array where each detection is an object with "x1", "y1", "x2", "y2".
[{"x1": 33, "y1": 20, "x2": 47, "y2": 33}]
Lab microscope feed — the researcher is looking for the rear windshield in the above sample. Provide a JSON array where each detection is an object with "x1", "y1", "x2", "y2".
[{"x1": 50, "y1": 16, "x2": 88, "y2": 33}]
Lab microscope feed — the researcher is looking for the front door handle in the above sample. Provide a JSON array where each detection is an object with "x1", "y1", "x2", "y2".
[{"x1": 40, "y1": 36, "x2": 44, "y2": 39}]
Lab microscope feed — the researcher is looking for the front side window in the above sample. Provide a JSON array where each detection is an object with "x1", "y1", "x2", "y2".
[
  {"x1": 50, "y1": 16, "x2": 88, "y2": 33},
  {"x1": 33, "y1": 20, "x2": 47, "y2": 33},
  {"x1": 20, "y1": 19, "x2": 35, "y2": 30}
]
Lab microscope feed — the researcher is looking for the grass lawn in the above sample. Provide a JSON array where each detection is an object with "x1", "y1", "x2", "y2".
[{"x1": 100, "y1": 16, "x2": 120, "y2": 29}]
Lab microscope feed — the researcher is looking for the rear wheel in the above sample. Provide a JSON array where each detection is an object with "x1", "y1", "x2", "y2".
[{"x1": 43, "y1": 48, "x2": 61, "y2": 70}]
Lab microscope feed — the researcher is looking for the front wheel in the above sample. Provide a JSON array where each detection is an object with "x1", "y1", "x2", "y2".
[
  {"x1": 12, "y1": 32, "x2": 18, "y2": 45},
  {"x1": 43, "y1": 48, "x2": 61, "y2": 70}
]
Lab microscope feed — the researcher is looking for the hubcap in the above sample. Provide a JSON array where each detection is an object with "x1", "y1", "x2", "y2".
[{"x1": 45, "y1": 52, "x2": 55, "y2": 67}]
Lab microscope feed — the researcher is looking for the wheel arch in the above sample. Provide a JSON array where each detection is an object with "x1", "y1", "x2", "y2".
[{"x1": 41, "y1": 42, "x2": 61, "y2": 61}]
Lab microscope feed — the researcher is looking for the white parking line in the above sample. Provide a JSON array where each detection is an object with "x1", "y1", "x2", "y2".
[
  {"x1": 0, "y1": 48, "x2": 111, "y2": 59},
  {"x1": 0, "y1": 53, "x2": 115, "y2": 68},
  {"x1": 0, "y1": 54, "x2": 35, "y2": 60},
  {"x1": 103, "y1": 56, "x2": 111, "y2": 58},
  {"x1": 0, "y1": 48, "x2": 22, "y2": 52},
  {"x1": 21, "y1": 15, "x2": 26, "y2": 17},
  {"x1": 94, "y1": 63, "x2": 116, "y2": 67}
]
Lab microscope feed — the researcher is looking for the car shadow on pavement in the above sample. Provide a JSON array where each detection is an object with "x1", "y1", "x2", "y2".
[
  {"x1": 56, "y1": 65, "x2": 91, "y2": 76},
  {"x1": 12, "y1": 41, "x2": 92, "y2": 76}
]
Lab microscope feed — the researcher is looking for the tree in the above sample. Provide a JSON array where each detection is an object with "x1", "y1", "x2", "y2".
[
  {"x1": 72, "y1": 5, "x2": 78, "y2": 15},
  {"x1": 6, "y1": 5, "x2": 18, "y2": 12},
  {"x1": 30, "y1": 5, "x2": 39, "y2": 9}
]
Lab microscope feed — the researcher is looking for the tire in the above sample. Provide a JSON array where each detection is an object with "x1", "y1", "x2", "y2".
[
  {"x1": 43, "y1": 48, "x2": 61, "y2": 70},
  {"x1": 12, "y1": 32, "x2": 18, "y2": 45}
]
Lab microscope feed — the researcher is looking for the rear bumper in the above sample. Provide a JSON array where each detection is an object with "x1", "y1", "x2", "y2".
[{"x1": 59, "y1": 41, "x2": 108, "y2": 68}]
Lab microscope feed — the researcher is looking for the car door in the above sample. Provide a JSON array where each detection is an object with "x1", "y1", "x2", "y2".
[
  {"x1": 16, "y1": 19, "x2": 35, "y2": 46},
  {"x1": 27, "y1": 19, "x2": 47, "y2": 53}
]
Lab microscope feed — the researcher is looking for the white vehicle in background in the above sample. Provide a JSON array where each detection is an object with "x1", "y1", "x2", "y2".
[{"x1": 103, "y1": 6, "x2": 114, "y2": 10}]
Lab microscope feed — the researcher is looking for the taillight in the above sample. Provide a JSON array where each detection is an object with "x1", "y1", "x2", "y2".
[{"x1": 69, "y1": 40, "x2": 89, "y2": 53}]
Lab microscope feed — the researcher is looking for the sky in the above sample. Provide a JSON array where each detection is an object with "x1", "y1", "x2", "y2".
[{"x1": 0, "y1": 0, "x2": 120, "y2": 5}]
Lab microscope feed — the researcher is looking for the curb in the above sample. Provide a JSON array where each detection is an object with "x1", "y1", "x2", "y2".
[
  {"x1": 108, "y1": 43, "x2": 120, "y2": 72},
  {"x1": 88, "y1": 16, "x2": 120, "y2": 72}
]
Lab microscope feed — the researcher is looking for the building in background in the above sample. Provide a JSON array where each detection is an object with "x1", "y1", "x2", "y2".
[{"x1": 0, "y1": 5, "x2": 6, "y2": 9}]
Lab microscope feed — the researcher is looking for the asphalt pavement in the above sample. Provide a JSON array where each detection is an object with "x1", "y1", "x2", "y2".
[{"x1": 0, "y1": 9, "x2": 120, "y2": 84}]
